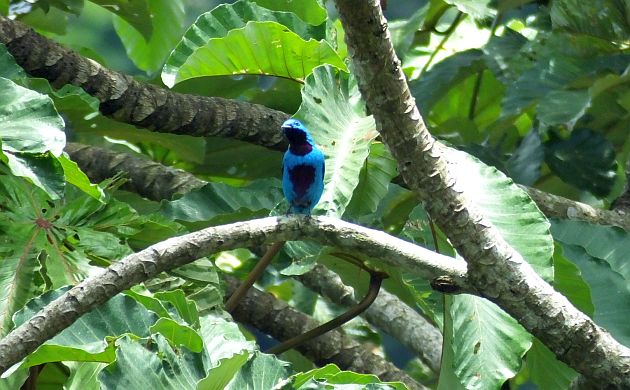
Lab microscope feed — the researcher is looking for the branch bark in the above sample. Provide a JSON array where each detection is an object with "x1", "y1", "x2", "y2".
[
  {"x1": 298, "y1": 264, "x2": 442, "y2": 373},
  {"x1": 225, "y1": 276, "x2": 428, "y2": 390},
  {"x1": 0, "y1": 17, "x2": 288, "y2": 150},
  {"x1": 334, "y1": 0, "x2": 630, "y2": 387},
  {"x1": 0, "y1": 216, "x2": 466, "y2": 374}
]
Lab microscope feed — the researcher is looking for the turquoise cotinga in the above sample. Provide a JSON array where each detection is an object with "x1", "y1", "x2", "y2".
[{"x1": 281, "y1": 119, "x2": 325, "y2": 214}]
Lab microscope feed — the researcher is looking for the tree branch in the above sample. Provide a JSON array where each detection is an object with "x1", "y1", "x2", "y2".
[
  {"x1": 225, "y1": 276, "x2": 428, "y2": 390},
  {"x1": 298, "y1": 264, "x2": 442, "y2": 373},
  {"x1": 0, "y1": 17, "x2": 288, "y2": 150},
  {"x1": 334, "y1": 0, "x2": 630, "y2": 386},
  {"x1": 0, "y1": 216, "x2": 467, "y2": 374}
]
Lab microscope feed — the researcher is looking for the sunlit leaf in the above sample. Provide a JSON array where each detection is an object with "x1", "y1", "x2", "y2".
[
  {"x1": 253, "y1": 0, "x2": 327, "y2": 25},
  {"x1": 162, "y1": 21, "x2": 345, "y2": 87}
]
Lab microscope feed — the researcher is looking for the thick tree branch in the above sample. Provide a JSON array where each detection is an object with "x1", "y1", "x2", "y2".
[
  {"x1": 524, "y1": 186, "x2": 630, "y2": 231},
  {"x1": 334, "y1": 0, "x2": 630, "y2": 387},
  {"x1": 0, "y1": 17, "x2": 288, "y2": 150},
  {"x1": 0, "y1": 216, "x2": 467, "y2": 374},
  {"x1": 224, "y1": 277, "x2": 427, "y2": 390}
]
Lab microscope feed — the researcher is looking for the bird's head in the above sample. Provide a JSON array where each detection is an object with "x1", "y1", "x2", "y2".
[{"x1": 282, "y1": 118, "x2": 314, "y2": 146}]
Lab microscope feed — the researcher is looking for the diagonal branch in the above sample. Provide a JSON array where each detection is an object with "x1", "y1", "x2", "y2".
[
  {"x1": 0, "y1": 215, "x2": 467, "y2": 374},
  {"x1": 0, "y1": 16, "x2": 288, "y2": 150},
  {"x1": 225, "y1": 276, "x2": 428, "y2": 390},
  {"x1": 334, "y1": 0, "x2": 630, "y2": 386}
]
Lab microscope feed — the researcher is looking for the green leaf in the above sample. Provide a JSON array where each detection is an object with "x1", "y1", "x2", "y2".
[
  {"x1": 550, "y1": 219, "x2": 630, "y2": 282},
  {"x1": 0, "y1": 175, "x2": 158, "y2": 296},
  {"x1": 552, "y1": 221, "x2": 630, "y2": 346},
  {"x1": 524, "y1": 339, "x2": 577, "y2": 389},
  {"x1": 99, "y1": 334, "x2": 206, "y2": 389},
  {"x1": 450, "y1": 294, "x2": 532, "y2": 389},
  {"x1": 445, "y1": 0, "x2": 495, "y2": 19},
  {"x1": 197, "y1": 314, "x2": 256, "y2": 389},
  {"x1": 12, "y1": 287, "x2": 157, "y2": 367},
  {"x1": 163, "y1": 0, "x2": 326, "y2": 88},
  {"x1": 253, "y1": 0, "x2": 326, "y2": 25},
  {"x1": 150, "y1": 318, "x2": 203, "y2": 353},
  {"x1": 161, "y1": 179, "x2": 284, "y2": 224},
  {"x1": 0, "y1": 0, "x2": 7, "y2": 15},
  {"x1": 291, "y1": 363, "x2": 408, "y2": 389},
  {"x1": 552, "y1": 243, "x2": 594, "y2": 316},
  {"x1": 59, "y1": 154, "x2": 105, "y2": 201},
  {"x1": 551, "y1": 0, "x2": 630, "y2": 41},
  {"x1": 0, "y1": 44, "x2": 26, "y2": 80},
  {"x1": 224, "y1": 352, "x2": 290, "y2": 390},
  {"x1": 506, "y1": 130, "x2": 543, "y2": 186},
  {"x1": 113, "y1": 0, "x2": 185, "y2": 74},
  {"x1": 65, "y1": 361, "x2": 107, "y2": 390},
  {"x1": 445, "y1": 147, "x2": 554, "y2": 280},
  {"x1": 90, "y1": 0, "x2": 152, "y2": 41},
  {"x1": 162, "y1": 21, "x2": 345, "y2": 87},
  {"x1": 296, "y1": 65, "x2": 377, "y2": 217},
  {"x1": 3, "y1": 151, "x2": 65, "y2": 200},
  {"x1": 0, "y1": 77, "x2": 65, "y2": 155},
  {"x1": 153, "y1": 289, "x2": 199, "y2": 328},
  {"x1": 544, "y1": 128, "x2": 617, "y2": 197},
  {"x1": 345, "y1": 142, "x2": 398, "y2": 217}
]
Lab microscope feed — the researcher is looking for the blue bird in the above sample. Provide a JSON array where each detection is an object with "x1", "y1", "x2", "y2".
[{"x1": 282, "y1": 118, "x2": 325, "y2": 214}]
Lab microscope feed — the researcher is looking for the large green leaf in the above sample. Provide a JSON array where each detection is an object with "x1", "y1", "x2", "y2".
[
  {"x1": 291, "y1": 363, "x2": 408, "y2": 389},
  {"x1": 224, "y1": 352, "x2": 290, "y2": 390},
  {"x1": 150, "y1": 318, "x2": 203, "y2": 353},
  {"x1": 0, "y1": 77, "x2": 67, "y2": 198},
  {"x1": 12, "y1": 287, "x2": 157, "y2": 367},
  {"x1": 450, "y1": 294, "x2": 531, "y2": 389},
  {"x1": 196, "y1": 314, "x2": 256, "y2": 389},
  {"x1": 551, "y1": 220, "x2": 630, "y2": 346},
  {"x1": 0, "y1": 44, "x2": 26, "y2": 80},
  {"x1": 550, "y1": 219, "x2": 630, "y2": 282},
  {"x1": 162, "y1": 21, "x2": 345, "y2": 87},
  {"x1": 551, "y1": 0, "x2": 630, "y2": 41},
  {"x1": 296, "y1": 65, "x2": 377, "y2": 217},
  {"x1": 524, "y1": 339, "x2": 577, "y2": 389},
  {"x1": 161, "y1": 179, "x2": 283, "y2": 225},
  {"x1": 0, "y1": 77, "x2": 65, "y2": 156},
  {"x1": 544, "y1": 128, "x2": 617, "y2": 197},
  {"x1": 90, "y1": 0, "x2": 152, "y2": 41},
  {"x1": 99, "y1": 334, "x2": 206, "y2": 389},
  {"x1": 65, "y1": 361, "x2": 107, "y2": 390},
  {"x1": 445, "y1": 0, "x2": 495, "y2": 19},
  {"x1": 445, "y1": 147, "x2": 554, "y2": 279},
  {"x1": 253, "y1": 0, "x2": 327, "y2": 25},
  {"x1": 345, "y1": 142, "x2": 399, "y2": 217},
  {"x1": 163, "y1": 0, "x2": 326, "y2": 87},
  {"x1": 0, "y1": 175, "x2": 177, "y2": 334},
  {"x1": 113, "y1": 0, "x2": 185, "y2": 74}
]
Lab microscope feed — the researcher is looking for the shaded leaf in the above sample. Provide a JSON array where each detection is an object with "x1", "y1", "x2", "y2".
[
  {"x1": 253, "y1": 0, "x2": 327, "y2": 25},
  {"x1": 91, "y1": 0, "x2": 152, "y2": 41},
  {"x1": 224, "y1": 352, "x2": 290, "y2": 390},
  {"x1": 544, "y1": 128, "x2": 617, "y2": 197},
  {"x1": 345, "y1": 143, "x2": 399, "y2": 217},
  {"x1": 551, "y1": 0, "x2": 630, "y2": 41},
  {"x1": 445, "y1": 0, "x2": 495, "y2": 19},
  {"x1": 13, "y1": 287, "x2": 157, "y2": 367},
  {"x1": 524, "y1": 339, "x2": 577, "y2": 390},
  {"x1": 99, "y1": 334, "x2": 206, "y2": 389},
  {"x1": 65, "y1": 361, "x2": 107, "y2": 390},
  {"x1": 161, "y1": 179, "x2": 283, "y2": 224},
  {"x1": 113, "y1": 0, "x2": 185, "y2": 74},
  {"x1": 506, "y1": 129, "x2": 543, "y2": 186}
]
